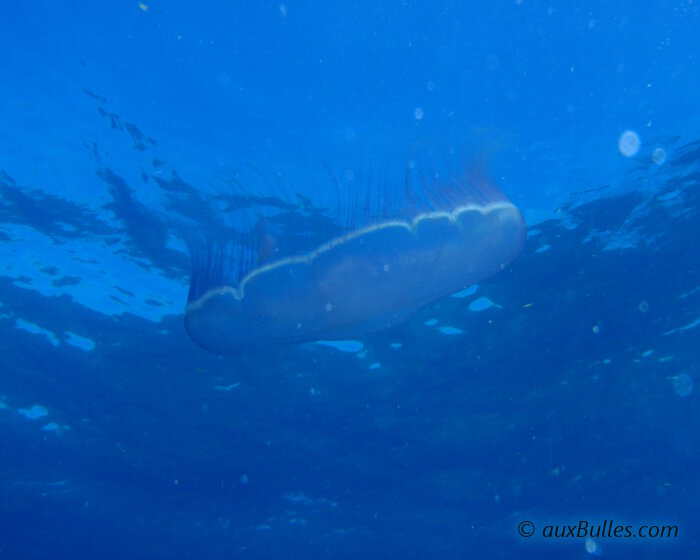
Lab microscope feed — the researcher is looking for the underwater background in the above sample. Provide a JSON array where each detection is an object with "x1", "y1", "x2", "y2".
[{"x1": 1, "y1": 1, "x2": 699, "y2": 558}]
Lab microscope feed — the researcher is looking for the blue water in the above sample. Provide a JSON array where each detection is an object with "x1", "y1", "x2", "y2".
[{"x1": 1, "y1": 2, "x2": 699, "y2": 558}]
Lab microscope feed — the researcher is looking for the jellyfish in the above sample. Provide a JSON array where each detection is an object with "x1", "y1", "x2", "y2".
[{"x1": 182, "y1": 154, "x2": 526, "y2": 354}]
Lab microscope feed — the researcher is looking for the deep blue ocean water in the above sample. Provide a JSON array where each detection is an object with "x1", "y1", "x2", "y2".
[{"x1": 1, "y1": 2, "x2": 699, "y2": 558}]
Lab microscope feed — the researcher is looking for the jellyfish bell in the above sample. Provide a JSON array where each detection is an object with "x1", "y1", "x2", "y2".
[{"x1": 183, "y1": 155, "x2": 526, "y2": 354}]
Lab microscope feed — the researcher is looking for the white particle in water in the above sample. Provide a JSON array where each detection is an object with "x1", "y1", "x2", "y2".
[
  {"x1": 652, "y1": 147, "x2": 667, "y2": 165},
  {"x1": 672, "y1": 373, "x2": 693, "y2": 397},
  {"x1": 619, "y1": 130, "x2": 641, "y2": 157}
]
